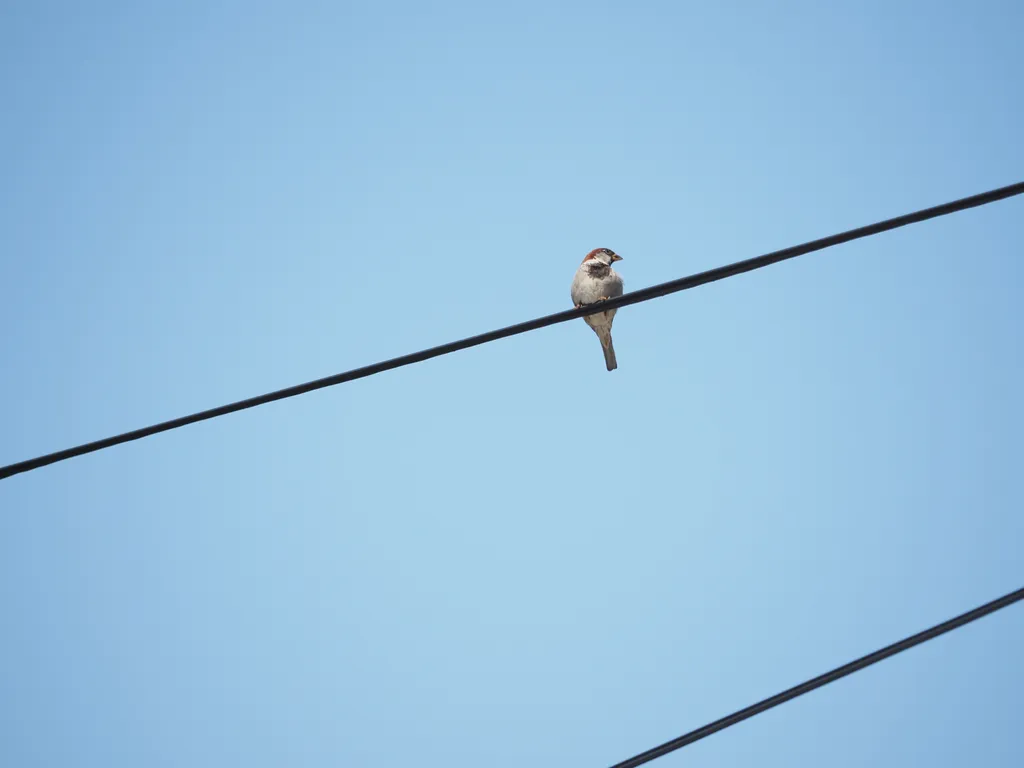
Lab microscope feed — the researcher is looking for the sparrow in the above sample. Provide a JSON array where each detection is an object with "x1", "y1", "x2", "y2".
[{"x1": 570, "y1": 247, "x2": 625, "y2": 371}]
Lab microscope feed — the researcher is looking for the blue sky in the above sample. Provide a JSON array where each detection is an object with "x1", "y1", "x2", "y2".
[{"x1": 1, "y1": 1, "x2": 1022, "y2": 766}]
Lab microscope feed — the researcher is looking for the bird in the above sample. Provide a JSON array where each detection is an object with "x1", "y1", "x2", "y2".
[{"x1": 570, "y1": 247, "x2": 625, "y2": 371}]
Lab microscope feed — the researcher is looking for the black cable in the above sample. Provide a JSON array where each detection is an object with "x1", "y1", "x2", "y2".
[
  {"x1": 2, "y1": 181, "x2": 1022, "y2": 481},
  {"x1": 608, "y1": 585, "x2": 1024, "y2": 768}
]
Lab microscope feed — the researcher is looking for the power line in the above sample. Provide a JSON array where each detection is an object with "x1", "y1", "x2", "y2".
[
  {"x1": 2, "y1": 180, "x2": 1022, "y2": 481},
  {"x1": 608, "y1": 585, "x2": 1024, "y2": 768}
]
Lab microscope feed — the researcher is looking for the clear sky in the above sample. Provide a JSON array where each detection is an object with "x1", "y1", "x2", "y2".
[{"x1": 1, "y1": 1, "x2": 1022, "y2": 766}]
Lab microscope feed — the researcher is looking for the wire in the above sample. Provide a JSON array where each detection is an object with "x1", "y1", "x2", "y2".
[
  {"x1": 2, "y1": 180, "x2": 1022, "y2": 481},
  {"x1": 608, "y1": 585, "x2": 1024, "y2": 768}
]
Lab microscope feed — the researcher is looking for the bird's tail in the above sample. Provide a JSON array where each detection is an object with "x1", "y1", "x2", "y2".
[{"x1": 600, "y1": 334, "x2": 617, "y2": 371}]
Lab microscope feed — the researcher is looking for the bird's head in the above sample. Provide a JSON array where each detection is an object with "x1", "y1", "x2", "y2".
[{"x1": 583, "y1": 248, "x2": 623, "y2": 267}]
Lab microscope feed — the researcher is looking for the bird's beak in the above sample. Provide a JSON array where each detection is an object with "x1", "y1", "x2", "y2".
[{"x1": 612, "y1": 254, "x2": 623, "y2": 262}]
